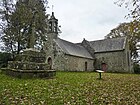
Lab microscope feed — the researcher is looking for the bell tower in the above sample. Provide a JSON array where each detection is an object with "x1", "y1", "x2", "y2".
[
  {"x1": 45, "y1": 12, "x2": 59, "y2": 70},
  {"x1": 47, "y1": 12, "x2": 58, "y2": 39}
]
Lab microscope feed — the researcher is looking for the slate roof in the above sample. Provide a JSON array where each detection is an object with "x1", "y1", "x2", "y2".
[
  {"x1": 54, "y1": 38, "x2": 93, "y2": 59},
  {"x1": 89, "y1": 37, "x2": 126, "y2": 53}
]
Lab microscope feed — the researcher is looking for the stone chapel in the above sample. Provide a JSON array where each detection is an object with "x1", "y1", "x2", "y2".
[{"x1": 44, "y1": 12, "x2": 133, "y2": 73}]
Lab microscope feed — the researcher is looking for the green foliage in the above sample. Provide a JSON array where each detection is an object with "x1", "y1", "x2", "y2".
[
  {"x1": 0, "y1": 72, "x2": 140, "y2": 104},
  {"x1": 134, "y1": 63, "x2": 140, "y2": 73},
  {"x1": 0, "y1": 52, "x2": 12, "y2": 68},
  {"x1": 114, "y1": 0, "x2": 140, "y2": 62},
  {"x1": 0, "y1": 0, "x2": 48, "y2": 54},
  {"x1": 115, "y1": 0, "x2": 140, "y2": 20},
  {"x1": 106, "y1": 21, "x2": 140, "y2": 60}
]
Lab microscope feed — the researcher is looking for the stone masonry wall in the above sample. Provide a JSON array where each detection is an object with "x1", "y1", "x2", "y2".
[
  {"x1": 45, "y1": 39, "x2": 94, "y2": 71},
  {"x1": 54, "y1": 54, "x2": 94, "y2": 71},
  {"x1": 94, "y1": 50, "x2": 131, "y2": 73},
  {"x1": 64, "y1": 55, "x2": 94, "y2": 71}
]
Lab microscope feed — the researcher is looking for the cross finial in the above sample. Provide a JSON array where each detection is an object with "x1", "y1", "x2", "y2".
[{"x1": 52, "y1": 5, "x2": 54, "y2": 12}]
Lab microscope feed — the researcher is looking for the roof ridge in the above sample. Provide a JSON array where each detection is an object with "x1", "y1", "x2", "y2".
[
  {"x1": 90, "y1": 36, "x2": 126, "y2": 43},
  {"x1": 89, "y1": 36, "x2": 126, "y2": 52},
  {"x1": 58, "y1": 38, "x2": 83, "y2": 47},
  {"x1": 55, "y1": 37, "x2": 93, "y2": 59},
  {"x1": 58, "y1": 38, "x2": 75, "y2": 44}
]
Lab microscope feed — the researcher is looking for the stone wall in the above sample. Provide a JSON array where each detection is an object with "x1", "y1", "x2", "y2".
[
  {"x1": 45, "y1": 39, "x2": 65, "y2": 70},
  {"x1": 94, "y1": 38, "x2": 133, "y2": 73},
  {"x1": 94, "y1": 50, "x2": 132, "y2": 73},
  {"x1": 2, "y1": 68, "x2": 56, "y2": 79},
  {"x1": 53, "y1": 54, "x2": 94, "y2": 71},
  {"x1": 45, "y1": 33, "x2": 133, "y2": 73},
  {"x1": 2, "y1": 48, "x2": 56, "y2": 79},
  {"x1": 64, "y1": 55, "x2": 94, "y2": 71}
]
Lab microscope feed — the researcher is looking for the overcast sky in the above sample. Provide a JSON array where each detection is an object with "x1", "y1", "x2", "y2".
[{"x1": 47, "y1": 0, "x2": 131, "y2": 43}]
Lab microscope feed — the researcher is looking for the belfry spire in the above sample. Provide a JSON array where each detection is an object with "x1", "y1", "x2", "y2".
[{"x1": 47, "y1": 11, "x2": 58, "y2": 35}]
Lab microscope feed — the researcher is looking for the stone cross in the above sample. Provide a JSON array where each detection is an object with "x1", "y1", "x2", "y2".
[
  {"x1": 29, "y1": 21, "x2": 35, "y2": 48},
  {"x1": 52, "y1": 5, "x2": 54, "y2": 12},
  {"x1": 28, "y1": 10, "x2": 36, "y2": 48}
]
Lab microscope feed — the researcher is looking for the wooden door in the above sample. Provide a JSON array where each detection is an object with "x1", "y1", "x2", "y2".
[
  {"x1": 48, "y1": 57, "x2": 52, "y2": 69},
  {"x1": 85, "y1": 62, "x2": 87, "y2": 71},
  {"x1": 102, "y1": 63, "x2": 107, "y2": 72}
]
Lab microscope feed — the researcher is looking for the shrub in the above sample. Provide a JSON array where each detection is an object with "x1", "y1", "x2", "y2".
[
  {"x1": 134, "y1": 62, "x2": 140, "y2": 73},
  {"x1": 0, "y1": 52, "x2": 12, "y2": 68}
]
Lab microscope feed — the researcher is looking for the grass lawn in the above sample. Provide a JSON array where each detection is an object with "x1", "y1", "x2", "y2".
[{"x1": 0, "y1": 71, "x2": 140, "y2": 105}]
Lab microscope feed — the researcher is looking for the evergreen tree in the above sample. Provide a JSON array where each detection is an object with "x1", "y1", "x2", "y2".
[
  {"x1": 0, "y1": 0, "x2": 15, "y2": 53},
  {"x1": 0, "y1": 0, "x2": 48, "y2": 54}
]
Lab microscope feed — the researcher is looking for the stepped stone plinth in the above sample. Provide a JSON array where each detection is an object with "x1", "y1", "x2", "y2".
[{"x1": 2, "y1": 48, "x2": 56, "y2": 78}]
